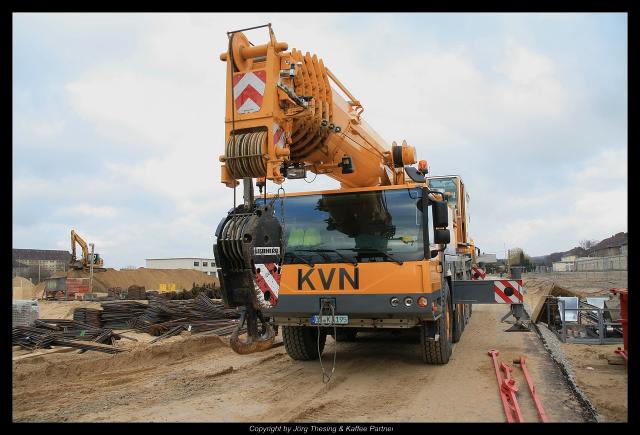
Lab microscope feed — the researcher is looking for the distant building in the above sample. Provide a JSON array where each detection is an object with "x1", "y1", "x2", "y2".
[
  {"x1": 12, "y1": 249, "x2": 71, "y2": 282},
  {"x1": 145, "y1": 257, "x2": 217, "y2": 277},
  {"x1": 552, "y1": 260, "x2": 575, "y2": 272},
  {"x1": 477, "y1": 253, "x2": 497, "y2": 264},
  {"x1": 588, "y1": 232, "x2": 628, "y2": 257},
  {"x1": 13, "y1": 259, "x2": 29, "y2": 277}
]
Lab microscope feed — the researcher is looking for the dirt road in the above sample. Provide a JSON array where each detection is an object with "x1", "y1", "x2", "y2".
[{"x1": 13, "y1": 303, "x2": 587, "y2": 422}]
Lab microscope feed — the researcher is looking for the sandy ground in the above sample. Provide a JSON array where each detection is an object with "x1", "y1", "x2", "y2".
[
  {"x1": 13, "y1": 303, "x2": 586, "y2": 423},
  {"x1": 521, "y1": 274, "x2": 628, "y2": 422},
  {"x1": 561, "y1": 344, "x2": 627, "y2": 422}
]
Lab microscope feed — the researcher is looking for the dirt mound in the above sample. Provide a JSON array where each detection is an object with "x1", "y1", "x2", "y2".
[
  {"x1": 13, "y1": 334, "x2": 227, "y2": 382},
  {"x1": 38, "y1": 268, "x2": 218, "y2": 295},
  {"x1": 36, "y1": 300, "x2": 105, "y2": 320},
  {"x1": 13, "y1": 277, "x2": 36, "y2": 300}
]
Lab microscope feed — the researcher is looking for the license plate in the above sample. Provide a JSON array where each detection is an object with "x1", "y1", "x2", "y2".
[{"x1": 310, "y1": 315, "x2": 349, "y2": 325}]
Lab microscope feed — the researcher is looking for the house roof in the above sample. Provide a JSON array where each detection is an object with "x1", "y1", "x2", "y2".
[
  {"x1": 590, "y1": 232, "x2": 628, "y2": 252},
  {"x1": 12, "y1": 249, "x2": 71, "y2": 262}
]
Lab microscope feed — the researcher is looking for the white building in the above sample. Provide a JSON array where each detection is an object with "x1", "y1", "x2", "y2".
[{"x1": 145, "y1": 258, "x2": 217, "y2": 276}]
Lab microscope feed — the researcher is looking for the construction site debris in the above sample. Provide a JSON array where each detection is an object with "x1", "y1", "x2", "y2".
[
  {"x1": 100, "y1": 301, "x2": 148, "y2": 329},
  {"x1": 127, "y1": 285, "x2": 146, "y2": 300},
  {"x1": 73, "y1": 308, "x2": 102, "y2": 329},
  {"x1": 128, "y1": 293, "x2": 241, "y2": 336},
  {"x1": 12, "y1": 319, "x2": 126, "y2": 354}
]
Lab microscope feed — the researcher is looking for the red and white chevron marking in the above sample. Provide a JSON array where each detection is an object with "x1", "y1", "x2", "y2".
[
  {"x1": 273, "y1": 123, "x2": 285, "y2": 148},
  {"x1": 255, "y1": 263, "x2": 280, "y2": 305},
  {"x1": 493, "y1": 280, "x2": 524, "y2": 304},
  {"x1": 471, "y1": 266, "x2": 486, "y2": 280},
  {"x1": 232, "y1": 70, "x2": 266, "y2": 114}
]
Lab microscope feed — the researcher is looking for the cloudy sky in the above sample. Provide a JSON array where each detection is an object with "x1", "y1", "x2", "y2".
[{"x1": 13, "y1": 13, "x2": 627, "y2": 267}]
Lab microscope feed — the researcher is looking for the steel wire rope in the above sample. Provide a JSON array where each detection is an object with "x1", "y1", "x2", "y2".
[{"x1": 317, "y1": 301, "x2": 337, "y2": 384}]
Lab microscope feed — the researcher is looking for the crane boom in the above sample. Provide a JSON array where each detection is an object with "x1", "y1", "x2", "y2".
[{"x1": 219, "y1": 27, "x2": 419, "y2": 189}]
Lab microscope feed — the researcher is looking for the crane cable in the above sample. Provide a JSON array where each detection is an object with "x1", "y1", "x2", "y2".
[{"x1": 317, "y1": 300, "x2": 337, "y2": 384}]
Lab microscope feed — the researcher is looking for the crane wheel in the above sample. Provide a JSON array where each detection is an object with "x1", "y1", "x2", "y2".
[
  {"x1": 283, "y1": 326, "x2": 327, "y2": 361},
  {"x1": 420, "y1": 281, "x2": 453, "y2": 364},
  {"x1": 452, "y1": 303, "x2": 464, "y2": 343}
]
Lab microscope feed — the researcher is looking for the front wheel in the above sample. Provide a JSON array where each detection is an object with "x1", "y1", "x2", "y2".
[
  {"x1": 420, "y1": 281, "x2": 453, "y2": 364},
  {"x1": 283, "y1": 326, "x2": 326, "y2": 361}
]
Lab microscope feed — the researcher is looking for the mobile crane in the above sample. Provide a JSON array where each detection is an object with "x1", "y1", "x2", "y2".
[{"x1": 214, "y1": 25, "x2": 526, "y2": 363}]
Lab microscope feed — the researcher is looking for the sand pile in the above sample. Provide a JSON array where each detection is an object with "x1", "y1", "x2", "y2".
[
  {"x1": 37, "y1": 300, "x2": 106, "y2": 320},
  {"x1": 35, "y1": 268, "x2": 218, "y2": 295},
  {"x1": 13, "y1": 333, "x2": 227, "y2": 382},
  {"x1": 13, "y1": 277, "x2": 37, "y2": 300}
]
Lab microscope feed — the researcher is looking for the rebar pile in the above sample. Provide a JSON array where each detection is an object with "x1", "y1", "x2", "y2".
[
  {"x1": 12, "y1": 319, "x2": 126, "y2": 354},
  {"x1": 128, "y1": 293, "x2": 240, "y2": 336},
  {"x1": 127, "y1": 285, "x2": 147, "y2": 300},
  {"x1": 101, "y1": 301, "x2": 148, "y2": 329},
  {"x1": 73, "y1": 308, "x2": 102, "y2": 328}
]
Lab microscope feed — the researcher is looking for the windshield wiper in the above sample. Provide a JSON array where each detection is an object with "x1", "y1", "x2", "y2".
[
  {"x1": 347, "y1": 247, "x2": 403, "y2": 265},
  {"x1": 284, "y1": 251, "x2": 314, "y2": 267},
  {"x1": 295, "y1": 248, "x2": 358, "y2": 266}
]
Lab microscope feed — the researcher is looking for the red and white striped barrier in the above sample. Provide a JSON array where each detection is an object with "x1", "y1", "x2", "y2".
[
  {"x1": 232, "y1": 70, "x2": 266, "y2": 114},
  {"x1": 494, "y1": 280, "x2": 524, "y2": 304},
  {"x1": 471, "y1": 266, "x2": 486, "y2": 280},
  {"x1": 255, "y1": 263, "x2": 280, "y2": 305}
]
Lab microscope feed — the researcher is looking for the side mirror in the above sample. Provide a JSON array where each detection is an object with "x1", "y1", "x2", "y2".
[
  {"x1": 432, "y1": 200, "x2": 449, "y2": 228},
  {"x1": 434, "y1": 229, "x2": 450, "y2": 244}
]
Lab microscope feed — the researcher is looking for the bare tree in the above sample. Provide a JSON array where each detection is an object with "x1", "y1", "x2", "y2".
[{"x1": 578, "y1": 239, "x2": 599, "y2": 250}]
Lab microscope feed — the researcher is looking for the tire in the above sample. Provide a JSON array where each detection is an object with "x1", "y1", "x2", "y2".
[
  {"x1": 283, "y1": 326, "x2": 326, "y2": 361},
  {"x1": 420, "y1": 281, "x2": 453, "y2": 364},
  {"x1": 334, "y1": 328, "x2": 357, "y2": 342},
  {"x1": 452, "y1": 302, "x2": 464, "y2": 343}
]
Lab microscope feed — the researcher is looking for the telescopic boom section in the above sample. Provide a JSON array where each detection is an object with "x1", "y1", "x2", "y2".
[{"x1": 219, "y1": 27, "x2": 418, "y2": 189}]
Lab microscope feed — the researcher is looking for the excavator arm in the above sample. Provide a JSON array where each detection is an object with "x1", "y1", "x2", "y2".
[
  {"x1": 70, "y1": 230, "x2": 104, "y2": 269},
  {"x1": 70, "y1": 229, "x2": 89, "y2": 265}
]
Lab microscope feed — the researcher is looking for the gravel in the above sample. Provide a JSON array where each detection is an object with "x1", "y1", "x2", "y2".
[{"x1": 535, "y1": 322, "x2": 601, "y2": 422}]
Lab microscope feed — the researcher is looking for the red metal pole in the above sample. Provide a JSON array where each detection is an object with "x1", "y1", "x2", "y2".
[
  {"x1": 518, "y1": 356, "x2": 549, "y2": 422},
  {"x1": 610, "y1": 288, "x2": 628, "y2": 361},
  {"x1": 500, "y1": 362, "x2": 524, "y2": 423},
  {"x1": 488, "y1": 349, "x2": 515, "y2": 422}
]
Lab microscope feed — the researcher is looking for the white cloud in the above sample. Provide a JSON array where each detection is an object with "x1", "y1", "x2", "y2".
[
  {"x1": 55, "y1": 204, "x2": 120, "y2": 219},
  {"x1": 13, "y1": 14, "x2": 627, "y2": 267}
]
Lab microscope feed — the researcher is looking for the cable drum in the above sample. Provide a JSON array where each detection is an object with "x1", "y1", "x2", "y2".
[
  {"x1": 219, "y1": 214, "x2": 253, "y2": 269},
  {"x1": 225, "y1": 130, "x2": 268, "y2": 178}
]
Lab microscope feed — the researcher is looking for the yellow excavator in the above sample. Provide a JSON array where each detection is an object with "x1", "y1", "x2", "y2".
[
  {"x1": 214, "y1": 25, "x2": 527, "y2": 362},
  {"x1": 70, "y1": 230, "x2": 105, "y2": 271}
]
